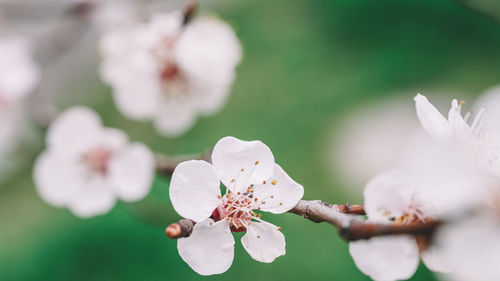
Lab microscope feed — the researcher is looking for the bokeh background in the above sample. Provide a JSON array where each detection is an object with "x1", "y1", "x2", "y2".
[{"x1": 1, "y1": 0, "x2": 500, "y2": 280}]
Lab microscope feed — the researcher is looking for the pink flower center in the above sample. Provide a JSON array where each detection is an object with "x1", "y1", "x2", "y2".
[
  {"x1": 212, "y1": 190, "x2": 261, "y2": 232},
  {"x1": 82, "y1": 146, "x2": 112, "y2": 175},
  {"x1": 150, "y1": 36, "x2": 190, "y2": 98}
]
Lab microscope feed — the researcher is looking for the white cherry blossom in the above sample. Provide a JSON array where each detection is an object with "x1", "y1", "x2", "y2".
[
  {"x1": 169, "y1": 136, "x2": 304, "y2": 275},
  {"x1": 33, "y1": 106, "x2": 155, "y2": 218},
  {"x1": 349, "y1": 170, "x2": 453, "y2": 281},
  {"x1": 99, "y1": 11, "x2": 242, "y2": 137}
]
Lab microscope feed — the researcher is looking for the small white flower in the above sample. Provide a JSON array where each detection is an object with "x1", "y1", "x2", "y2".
[
  {"x1": 33, "y1": 106, "x2": 155, "y2": 218},
  {"x1": 349, "y1": 170, "x2": 453, "y2": 281},
  {"x1": 99, "y1": 11, "x2": 242, "y2": 137},
  {"x1": 169, "y1": 136, "x2": 304, "y2": 275}
]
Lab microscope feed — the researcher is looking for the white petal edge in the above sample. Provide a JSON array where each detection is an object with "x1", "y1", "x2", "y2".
[
  {"x1": 33, "y1": 151, "x2": 84, "y2": 207},
  {"x1": 169, "y1": 160, "x2": 221, "y2": 222},
  {"x1": 421, "y1": 244, "x2": 454, "y2": 273},
  {"x1": 252, "y1": 164, "x2": 304, "y2": 214},
  {"x1": 349, "y1": 235, "x2": 420, "y2": 281},
  {"x1": 212, "y1": 136, "x2": 275, "y2": 193},
  {"x1": 241, "y1": 220, "x2": 285, "y2": 263},
  {"x1": 67, "y1": 177, "x2": 116, "y2": 218},
  {"x1": 414, "y1": 94, "x2": 451, "y2": 141},
  {"x1": 46, "y1": 106, "x2": 103, "y2": 153},
  {"x1": 177, "y1": 219, "x2": 234, "y2": 276},
  {"x1": 108, "y1": 142, "x2": 155, "y2": 202}
]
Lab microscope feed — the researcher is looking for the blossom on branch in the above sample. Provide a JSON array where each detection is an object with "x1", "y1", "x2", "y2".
[
  {"x1": 33, "y1": 107, "x2": 155, "y2": 218},
  {"x1": 99, "y1": 10, "x2": 242, "y2": 137},
  {"x1": 169, "y1": 136, "x2": 304, "y2": 275},
  {"x1": 349, "y1": 170, "x2": 452, "y2": 281}
]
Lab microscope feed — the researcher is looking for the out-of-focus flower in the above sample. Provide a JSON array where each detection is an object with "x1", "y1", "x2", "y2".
[
  {"x1": 169, "y1": 136, "x2": 304, "y2": 275},
  {"x1": 99, "y1": 11, "x2": 242, "y2": 137},
  {"x1": 33, "y1": 106, "x2": 155, "y2": 218},
  {"x1": 0, "y1": 35, "x2": 40, "y2": 105},
  {"x1": 0, "y1": 35, "x2": 39, "y2": 165},
  {"x1": 434, "y1": 211, "x2": 500, "y2": 281},
  {"x1": 349, "y1": 170, "x2": 452, "y2": 281}
]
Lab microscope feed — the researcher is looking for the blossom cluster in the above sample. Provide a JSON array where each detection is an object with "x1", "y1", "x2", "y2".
[
  {"x1": 348, "y1": 93, "x2": 500, "y2": 281},
  {"x1": 2, "y1": 1, "x2": 500, "y2": 281}
]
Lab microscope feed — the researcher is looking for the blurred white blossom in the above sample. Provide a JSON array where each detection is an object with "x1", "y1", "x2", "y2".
[
  {"x1": 0, "y1": 35, "x2": 39, "y2": 165},
  {"x1": 34, "y1": 106, "x2": 155, "y2": 218},
  {"x1": 99, "y1": 11, "x2": 242, "y2": 137},
  {"x1": 349, "y1": 170, "x2": 453, "y2": 281},
  {"x1": 169, "y1": 136, "x2": 303, "y2": 275},
  {"x1": 434, "y1": 212, "x2": 500, "y2": 281},
  {"x1": 414, "y1": 94, "x2": 500, "y2": 177}
]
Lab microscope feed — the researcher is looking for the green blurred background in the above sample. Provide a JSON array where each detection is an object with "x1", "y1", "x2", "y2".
[{"x1": 1, "y1": 0, "x2": 500, "y2": 280}]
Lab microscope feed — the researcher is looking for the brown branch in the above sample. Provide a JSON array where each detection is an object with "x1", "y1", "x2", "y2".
[{"x1": 165, "y1": 199, "x2": 440, "y2": 241}]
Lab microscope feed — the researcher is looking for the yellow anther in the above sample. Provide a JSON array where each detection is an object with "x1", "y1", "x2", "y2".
[
  {"x1": 231, "y1": 179, "x2": 235, "y2": 183},
  {"x1": 261, "y1": 201, "x2": 266, "y2": 204},
  {"x1": 459, "y1": 100, "x2": 465, "y2": 106},
  {"x1": 217, "y1": 195, "x2": 222, "y2": 199},
  {"x1": 271, "y1": 180, "x2": 277, "y2": 185},
  {"x1": 277, "y1": 226, "x2": 282, "y2": 231},
  {"x1": 279, "y1": 202, "x2": 283, "y2": 206},
  {"x1": 255, "y1": 161, "x2": 260, "y2": 165}
]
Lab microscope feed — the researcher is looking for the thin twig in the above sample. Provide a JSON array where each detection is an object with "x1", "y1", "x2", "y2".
[{"x1": 165, "y1": 199, "x2": 440, "y2": 241}]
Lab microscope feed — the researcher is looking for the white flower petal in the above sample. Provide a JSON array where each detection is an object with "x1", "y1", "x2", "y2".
[
  {"x1": 153, "y1": 98, "x2": 197, "y2": 137},
  {"x1": 33, "y1": 151, "x2": 84, "y2": 207},
  {"x1": 100, "y1": 128, "x2": 129, "y2": 149},
  {"x1": 176, "y1": 16, "x2": 242, "y2": 80},
  {"x1": 421, "y1": 244, "x2": 454, "y2": 273},
  {"x1": 414, "y1": 94, "x2": 451, "y2": 141},
  {"x1": 68, "y1": 177, "x2": 116, "y2": 218},
  {"x1": 108, "y1": 143, "x2": 155, "y2": 202},
  {"x1": 149, "y1": 11, "x2": 183, "y2": 37},
  {"x1": 169, "y1": 160, "x2": 221, "y2": 222},
  {"x1": 241, "y1": 220, "x2": 285, "y2": 263},
  {"x1": 46, "y1": 106, "x2": 103, "y2": 153},
  {"x1": 252, "y1": 164, "x2": 304, "y2": 214},
  {"x1": 349, "y1": 236, "x2": 420, "y2": 281},
  {"x1": 191, "y1": 80, "x2": 234, "y2": 115},
  {"x1": 447, "y1": 99, "x2": 470, "y2": 133},
  {"x1": 177, "y1": 219, "x2": 234, "y2": 276},
  {"x1": 363, "y1": 170, "x2": 417, "y2": 223},
  {"x1": 212, "y1": 136, "x2": 275, "y2": 193},
  {"x1": 100, "y1": 50, "x2": 161, "y2": 120}
]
